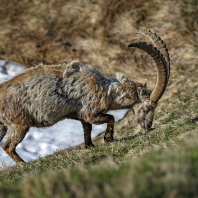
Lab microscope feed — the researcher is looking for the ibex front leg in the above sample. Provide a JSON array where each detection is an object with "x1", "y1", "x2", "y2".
[
  {"x1": 92, "y1": 113, "x2": 115, "y2": 143},
  {"x1": 81, "y1": 121, "x2": 95, "y2": 148}
]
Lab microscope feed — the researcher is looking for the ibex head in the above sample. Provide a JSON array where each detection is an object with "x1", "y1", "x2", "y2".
[
  {"x1": 129, "y1": 29, "x2": 170, "y2": 130},
  {"x1": 131, "y1": 83, "x2": 154, "y2": 130}
]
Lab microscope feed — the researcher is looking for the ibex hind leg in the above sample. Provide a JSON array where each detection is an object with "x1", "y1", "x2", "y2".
[
  {"x1": 2, "y1": 125, "x2": 29, "y2": 164},
  {"x1": 0, "y1": 122, "x2": 7, "y2": 142}
]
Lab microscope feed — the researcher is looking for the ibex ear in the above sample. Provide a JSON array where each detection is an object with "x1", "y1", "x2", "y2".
[
  {"x1": 115, "y1": 72, "x2": 129, "y2": 85},
  {"x1": 137, "y1": 83, "x2": 150, "y2": 102},
  {"x1": 108, "y1": 82, "x2": 124, "y2": 97},
  {"x1": 137, "y1": 86, "x2": 145, "y2": 102},
  {"x1": 138, "y1": 83, "x2": 147, "y2": 93}
]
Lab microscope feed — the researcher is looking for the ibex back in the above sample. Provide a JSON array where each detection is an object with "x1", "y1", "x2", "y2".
[{"x1": 0, "y1": 29, "x2": 170, "y2": 163}]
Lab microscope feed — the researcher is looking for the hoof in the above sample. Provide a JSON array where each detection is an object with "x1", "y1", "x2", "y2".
[
  {"x1": 85, "y1": 143, "x2": 95, "y2": 149},
  {"x1": 16, "y1": 161, "x2": 26, "y2": 166},
  {"x1": 104, "y1": 135, "x2": 113, "y2": 142}
]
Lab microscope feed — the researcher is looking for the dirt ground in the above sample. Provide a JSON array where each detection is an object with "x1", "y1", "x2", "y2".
[{"x1": 0, "y1": 0, "x2": 198, "y2": 114}]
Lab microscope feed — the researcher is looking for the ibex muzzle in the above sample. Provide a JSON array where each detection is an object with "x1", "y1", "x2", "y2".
[{"x1": 0, "y1": 29, "x2": 170, "y2": 163}]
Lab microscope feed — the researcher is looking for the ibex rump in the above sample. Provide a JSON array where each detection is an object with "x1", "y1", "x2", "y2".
[{"x1": 0, "y1": 29, "x2": 170, "y2": 163}]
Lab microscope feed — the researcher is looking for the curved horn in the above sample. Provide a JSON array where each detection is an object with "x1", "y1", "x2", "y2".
[
  {"x1": 128, "y1": 41, "x2": 168, "y2": 102},
  {"x1": 134, "y1": 29, "x2": 170, "y2": 83}
]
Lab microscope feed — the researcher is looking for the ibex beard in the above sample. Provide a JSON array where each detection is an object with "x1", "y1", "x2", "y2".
[{"x1": 0, "y1": 29, "x2": 170, "y2": 163}]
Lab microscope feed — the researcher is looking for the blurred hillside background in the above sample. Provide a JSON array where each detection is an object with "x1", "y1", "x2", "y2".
[
  {"x1": 0, "y1": 0, "x2": 198, "y2": 94},
  {"x1": 1, "y1": 0, "x2": 198, "y2": 197}
]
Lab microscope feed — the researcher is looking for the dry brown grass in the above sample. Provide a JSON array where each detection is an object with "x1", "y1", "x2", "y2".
[{"x1": 1, "y1": 0, "x2": 197, "y2": 89}]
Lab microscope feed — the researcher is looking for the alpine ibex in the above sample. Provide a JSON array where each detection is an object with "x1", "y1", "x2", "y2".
[{"x1": 0, "y1": 29, "x2": 170, "y2": 163}]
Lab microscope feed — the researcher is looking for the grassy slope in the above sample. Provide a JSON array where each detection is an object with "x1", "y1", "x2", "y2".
[
  {"x1": 0, "y1": 0, "x2": 198, "y2": 197},
  {"x1": 0, "y1": 82, "x2": 198, "y2": 197}
]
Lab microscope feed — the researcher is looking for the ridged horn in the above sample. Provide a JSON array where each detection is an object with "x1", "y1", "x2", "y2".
[
  {"x1": 128, "y1": 41, "x2": 168, "y2": 102},
  {"x1": 134, "y1": 29, "x2": 170, "y2": 83}
]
